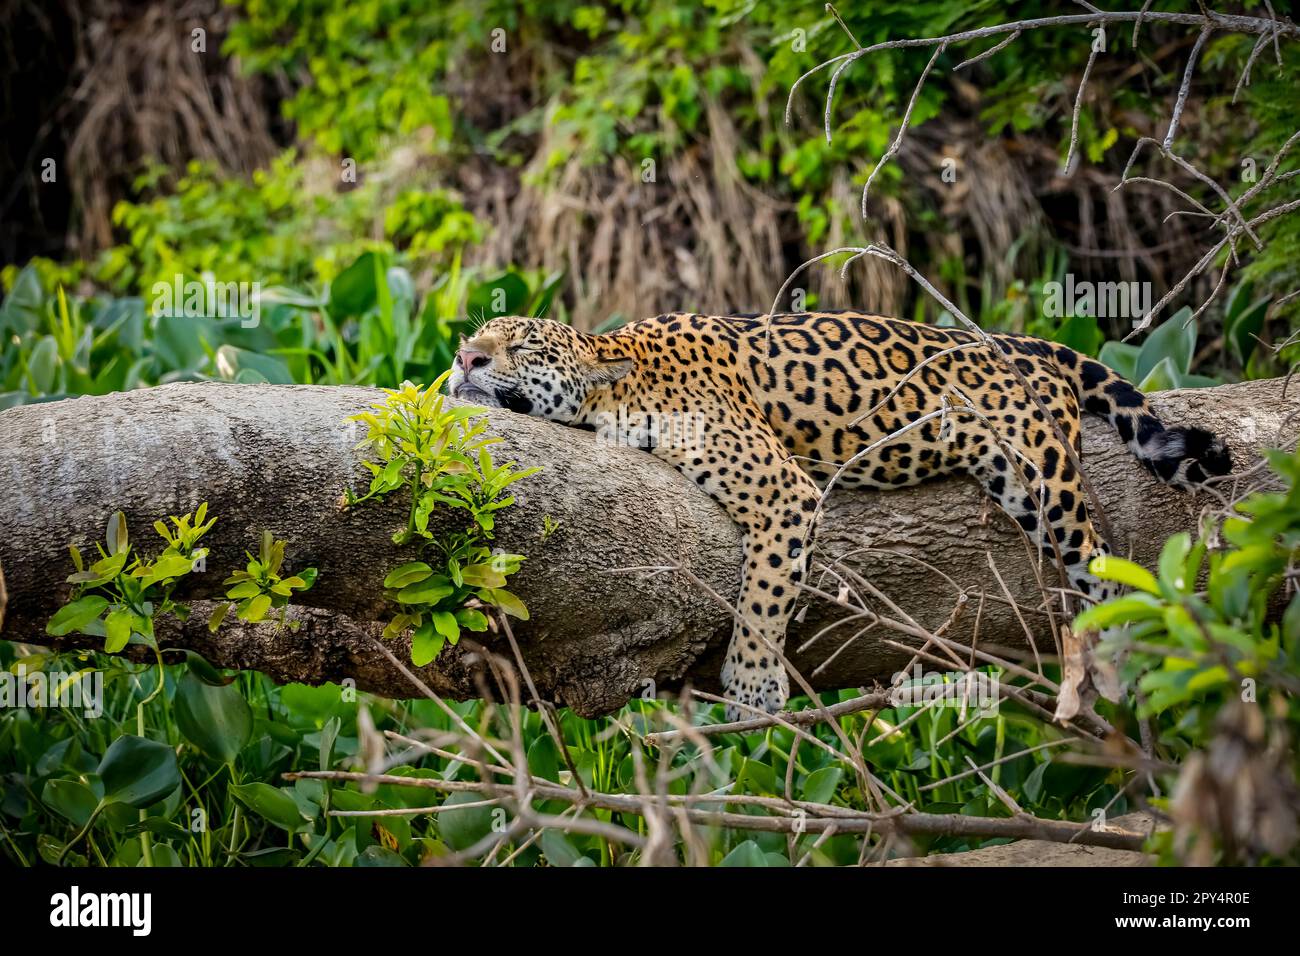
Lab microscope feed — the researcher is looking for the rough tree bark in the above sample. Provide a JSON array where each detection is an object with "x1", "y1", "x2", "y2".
[{"x1": 0, "y1": 378, "x2": 1294, "y2": 716}]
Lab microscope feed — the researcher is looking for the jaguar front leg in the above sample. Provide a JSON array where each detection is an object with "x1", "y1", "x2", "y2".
[
  {"x1": 649, "y1": 398, "x2": 822, "y2": 720},
  {"x1": 720, "y1": 492, "x2": 820, "y2": 720}
]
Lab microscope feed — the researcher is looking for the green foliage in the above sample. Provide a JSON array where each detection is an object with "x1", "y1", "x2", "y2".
[
  {"x1": 1093, "y1": 307, "x2": 1221, "y2": 392},
  {"x1": 1080, "y1": 445, "x2": 1300, "y2": 862},
  {"x1": 48, "y1": 505, "x2": 215, "y2": 653},
  {"x1": 1085, "y1": 448, "x2": 1298, "y2": 724},
  {"x1": 0, "y1": 255, "x2": 565, "y2": 406},
  {"x1": 346, "y1": 375, "x2": 539, "y2": 664},
  {"x1": 210, "y1": 531, "x2": 318, "y2": 631}
]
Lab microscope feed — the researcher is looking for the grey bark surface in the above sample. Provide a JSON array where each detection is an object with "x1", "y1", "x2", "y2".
[{"x1": 1, "y1": 378, "x2": 1294, "y2": 716}]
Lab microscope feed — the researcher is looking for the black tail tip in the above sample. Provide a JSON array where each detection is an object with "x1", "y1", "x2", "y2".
[{"x1": 1148, "y1": 425, "x2": 1233, "y2": 486}]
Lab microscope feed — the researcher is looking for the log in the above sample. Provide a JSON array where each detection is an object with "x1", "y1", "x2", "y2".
[{"x1": 0, "y1": 378, "x2": 1294, "y2": 716}]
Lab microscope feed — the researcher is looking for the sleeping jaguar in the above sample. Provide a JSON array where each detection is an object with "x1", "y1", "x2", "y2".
[{"x1": 449, "y1": 311, "x2": 1232, "y2": 719}]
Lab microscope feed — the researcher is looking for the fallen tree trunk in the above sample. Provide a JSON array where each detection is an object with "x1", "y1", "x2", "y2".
[{"x1": 0, "y1": 378, "x2": 1294, "y2": 716}]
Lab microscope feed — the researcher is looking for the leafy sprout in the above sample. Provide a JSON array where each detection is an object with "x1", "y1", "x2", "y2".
[{"x1": 346, "y1": 371, "x2": 539, "y2": 665}]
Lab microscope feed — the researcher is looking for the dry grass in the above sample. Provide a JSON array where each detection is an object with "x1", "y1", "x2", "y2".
[{"x1": 61, "y1": 0, "x2": 277, "y2": 254}]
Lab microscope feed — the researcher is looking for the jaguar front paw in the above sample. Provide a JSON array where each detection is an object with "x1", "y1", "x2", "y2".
[{"x1": 721, "y1": 660, "x2": 789, "y2": 723}]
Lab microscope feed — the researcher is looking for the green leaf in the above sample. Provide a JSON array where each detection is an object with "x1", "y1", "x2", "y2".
[
  {"x1": 436, "y1": 791, "x2": 495, "y2": 850},
  {"x1": 1137, "y1": 355, "x2": 1181, "y2": 392},
  {"x1": 1088, "y1": 555, "x2": 1159, "y2": 594},
  {"x1": 527, "y1": 735, "x2": 561, "y2": 783},
  {"x1": 1098, "y1": 340, "x2": 1140, "y2": 379},
  {"x1": 320, "y1": 716, "x2": 341, "y2": 772},
  {"x1": 46, "y1": 596, "x2": 109, "y2": 636},
  {"x1": 214, "y1": 345, "x2": 294, "y2": 384},
  {"x1": 181, "y1": 650, "x2": 236, "y2": 686},
  {"x1": 540, "y1": 829, "x2": 585, "y2": 866},
  {"x1": 41, "y1": 778, "x2": 100, "y2": 827},
  {"x1": 1157, "y1": 533, "x2": 1193, "y2": 595},
  {"x1": 1023, "y1": 760, "x2": 1049, "y2": 804},
  {"x1": 329, "y1": 252, "x2": 381, "y2": 318},
  {"x1": 27, "y1": 335, "x2": 59, "y2": 393},
  {"x1": 801, "y1": 767, "x2": 843, "y2": 805},
  {"x1": 460, "y1": 564, "x2": 507, "y2": 589},
  {"x1": 1223, "y1": 282, "x2": 1269, "y2": 363},
  {"x1": 411, "y1": 619, "x2": 444, "y2": 667},
  {"x1": 106, "y1": 510, "x2": 129, "y2": 556},
  {"x1": 719, "y1": 840, "x2": 769, "y2": 867},
  {"x1": 1135, "y1": 307, "x2": 1196, "y2": 381},
  {"x1": 98, "y1": 735, "x2": 181, "y2": 809},
  {"x1": 455, "y1": 609, "x2": 490, "y2": 632},
  {"x1": 482, "y1": 588, "x2": 528, "y2": 620},
  {"x1": 384, "y1": 561, "x2": 433, "y2": 589},
  {"x1": 1052, "y1": 315, "x2": 1103, "y2": 356},
  {"x1": 239, "y1": 593, "x2": 273, "y2": 622},
  {"x1": 397, "y1": 575, "x2": 454, "y2": 605},
  {"x1": 226, "y1": 581, "x2": 262, "y2": 599},
  {"x1": 1074, "y1": 594, "x2": 1163, "y2": 631},
  {"x1": 103, "y1": 607, "x2": 133, "y2": 653},
  {"x1": 174, "y1": 671, "x2": 252, "y2": 764},
  {"x1": 466, "y1": 271, "x2": 530, "y2": 321},
  {"x1": 207, "y1": 602, "x2": 230, "y2": 633},
  {"x1": 230, "y1": 783, "x2": 305, "y2": 832},
  {"x1": 430, "y1": 610, "x2": 460, "y2": 646}
]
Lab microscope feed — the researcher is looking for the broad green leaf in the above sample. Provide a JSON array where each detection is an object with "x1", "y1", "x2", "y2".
[
  {"x1": 430, "y1": 610, "x2": 460, "y2": 646},
  {"x1": 397, "y1": 575, "x2": 453, "y2": 605},
  {"x1": 1088, "y1": 555, "x2": 1158, "y2": 594},
  {"x1": 436, "y1": 791, "x2": 495, "y2": 851},
  {"x1": 801, "y1": 767, "x2": 843, "y2": 805},
  {"x1": 1157, "y1": 533, "x2": 1193, "y2": 594},
  {"x1": 329, "y1": 252, "x2": 381, "y2": 318},
  {"x1": 98, "y1": 735, "x2": 181, "y2": 808},
  {"x1": 208, "y1": 602, "x2": 230, "y2": 633},
  {"x1": 1135, "y1": 307, "x2": 1196, "y2": 381},
  {"x1": 455, "y1": 609, "x2": 490, "y2": 632},
  {"x1": 411, "y1": 619, "x2": 443, "y2": 667},
  {"x1": 103, "y1": 607, "x2": 133, "y2": 653},
  {"x1": 27, "y1": 335, "x2": 59, "y2": 393},
  {"x1": 460, "y1": 564, "x2": 507, "y2": 589},
  {"x1": 46, "y1": 596, "x2": 109, "y2": 636},
  {"x1": 230, "y1": 783, "x2": 305, "y2": 832},
  {"x1": 1098, "y1": 340, "x2": 1140, "y2": 380},
  {"x1": 41, "y1": 778, "x2": 100, "y2": 827},
  {"x1": 482, "y1": 588, "x2": 528, "y2": 620},
  {"x1": 239, "y1": 593, "x2": 273, "y2": 622},
  {"x1": 540, "y1": 829, "x2": 585, "y2": 867},
  {"x1": 1052, "y1": 315, "x2": 1103, "y2": 356},
  {"x1": 719, "y1": 840, "x2": 769, "y2": 867},
  {"x1": 1074, "y1": 594, "x2": 1163, "y2": 631},
  {"x1": 1137, "y1": 355, "x2": 1181, "y2": 392},
  {"x1": 384, "y1": 561, "x2": 433, "y2": 589},
  {"x1": 106, "y1": 511, "x2": 129, "y2": 556},
  {"x1": 174, "y1": 671, "x2": 252, "y2": 764}
]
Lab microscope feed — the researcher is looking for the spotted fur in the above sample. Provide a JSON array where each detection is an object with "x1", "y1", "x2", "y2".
[{"x1": 449, "y1": 311, "x2": 1232, "y2": 718}]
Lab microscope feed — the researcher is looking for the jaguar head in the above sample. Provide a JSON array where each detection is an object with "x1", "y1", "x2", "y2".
[{"x1": 449, "y1": 317, "x2": 634, "y2": 422}]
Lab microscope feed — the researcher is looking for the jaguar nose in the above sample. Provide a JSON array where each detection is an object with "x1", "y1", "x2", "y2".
[{"x1": 455, "y1": 348, "x2": 491, "y2": 371}]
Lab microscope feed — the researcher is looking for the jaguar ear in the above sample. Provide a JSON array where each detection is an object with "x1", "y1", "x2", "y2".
[{"x1": 587, "y1": 356, "x2": 634, "y2": 385}]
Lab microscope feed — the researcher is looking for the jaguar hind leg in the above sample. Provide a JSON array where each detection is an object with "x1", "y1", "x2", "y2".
[{"x1": 966, "y1": 423, "x2": 1114, "y2": 616}]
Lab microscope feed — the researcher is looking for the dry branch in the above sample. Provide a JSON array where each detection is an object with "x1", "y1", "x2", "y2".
[{"x1": 0, "y1": 378, "x2": 1295, "y2": 716}]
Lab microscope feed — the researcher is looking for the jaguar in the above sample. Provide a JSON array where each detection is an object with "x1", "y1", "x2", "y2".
[{"x1": 449, "y1": 310, "x2": 1232, "y2": 718}]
